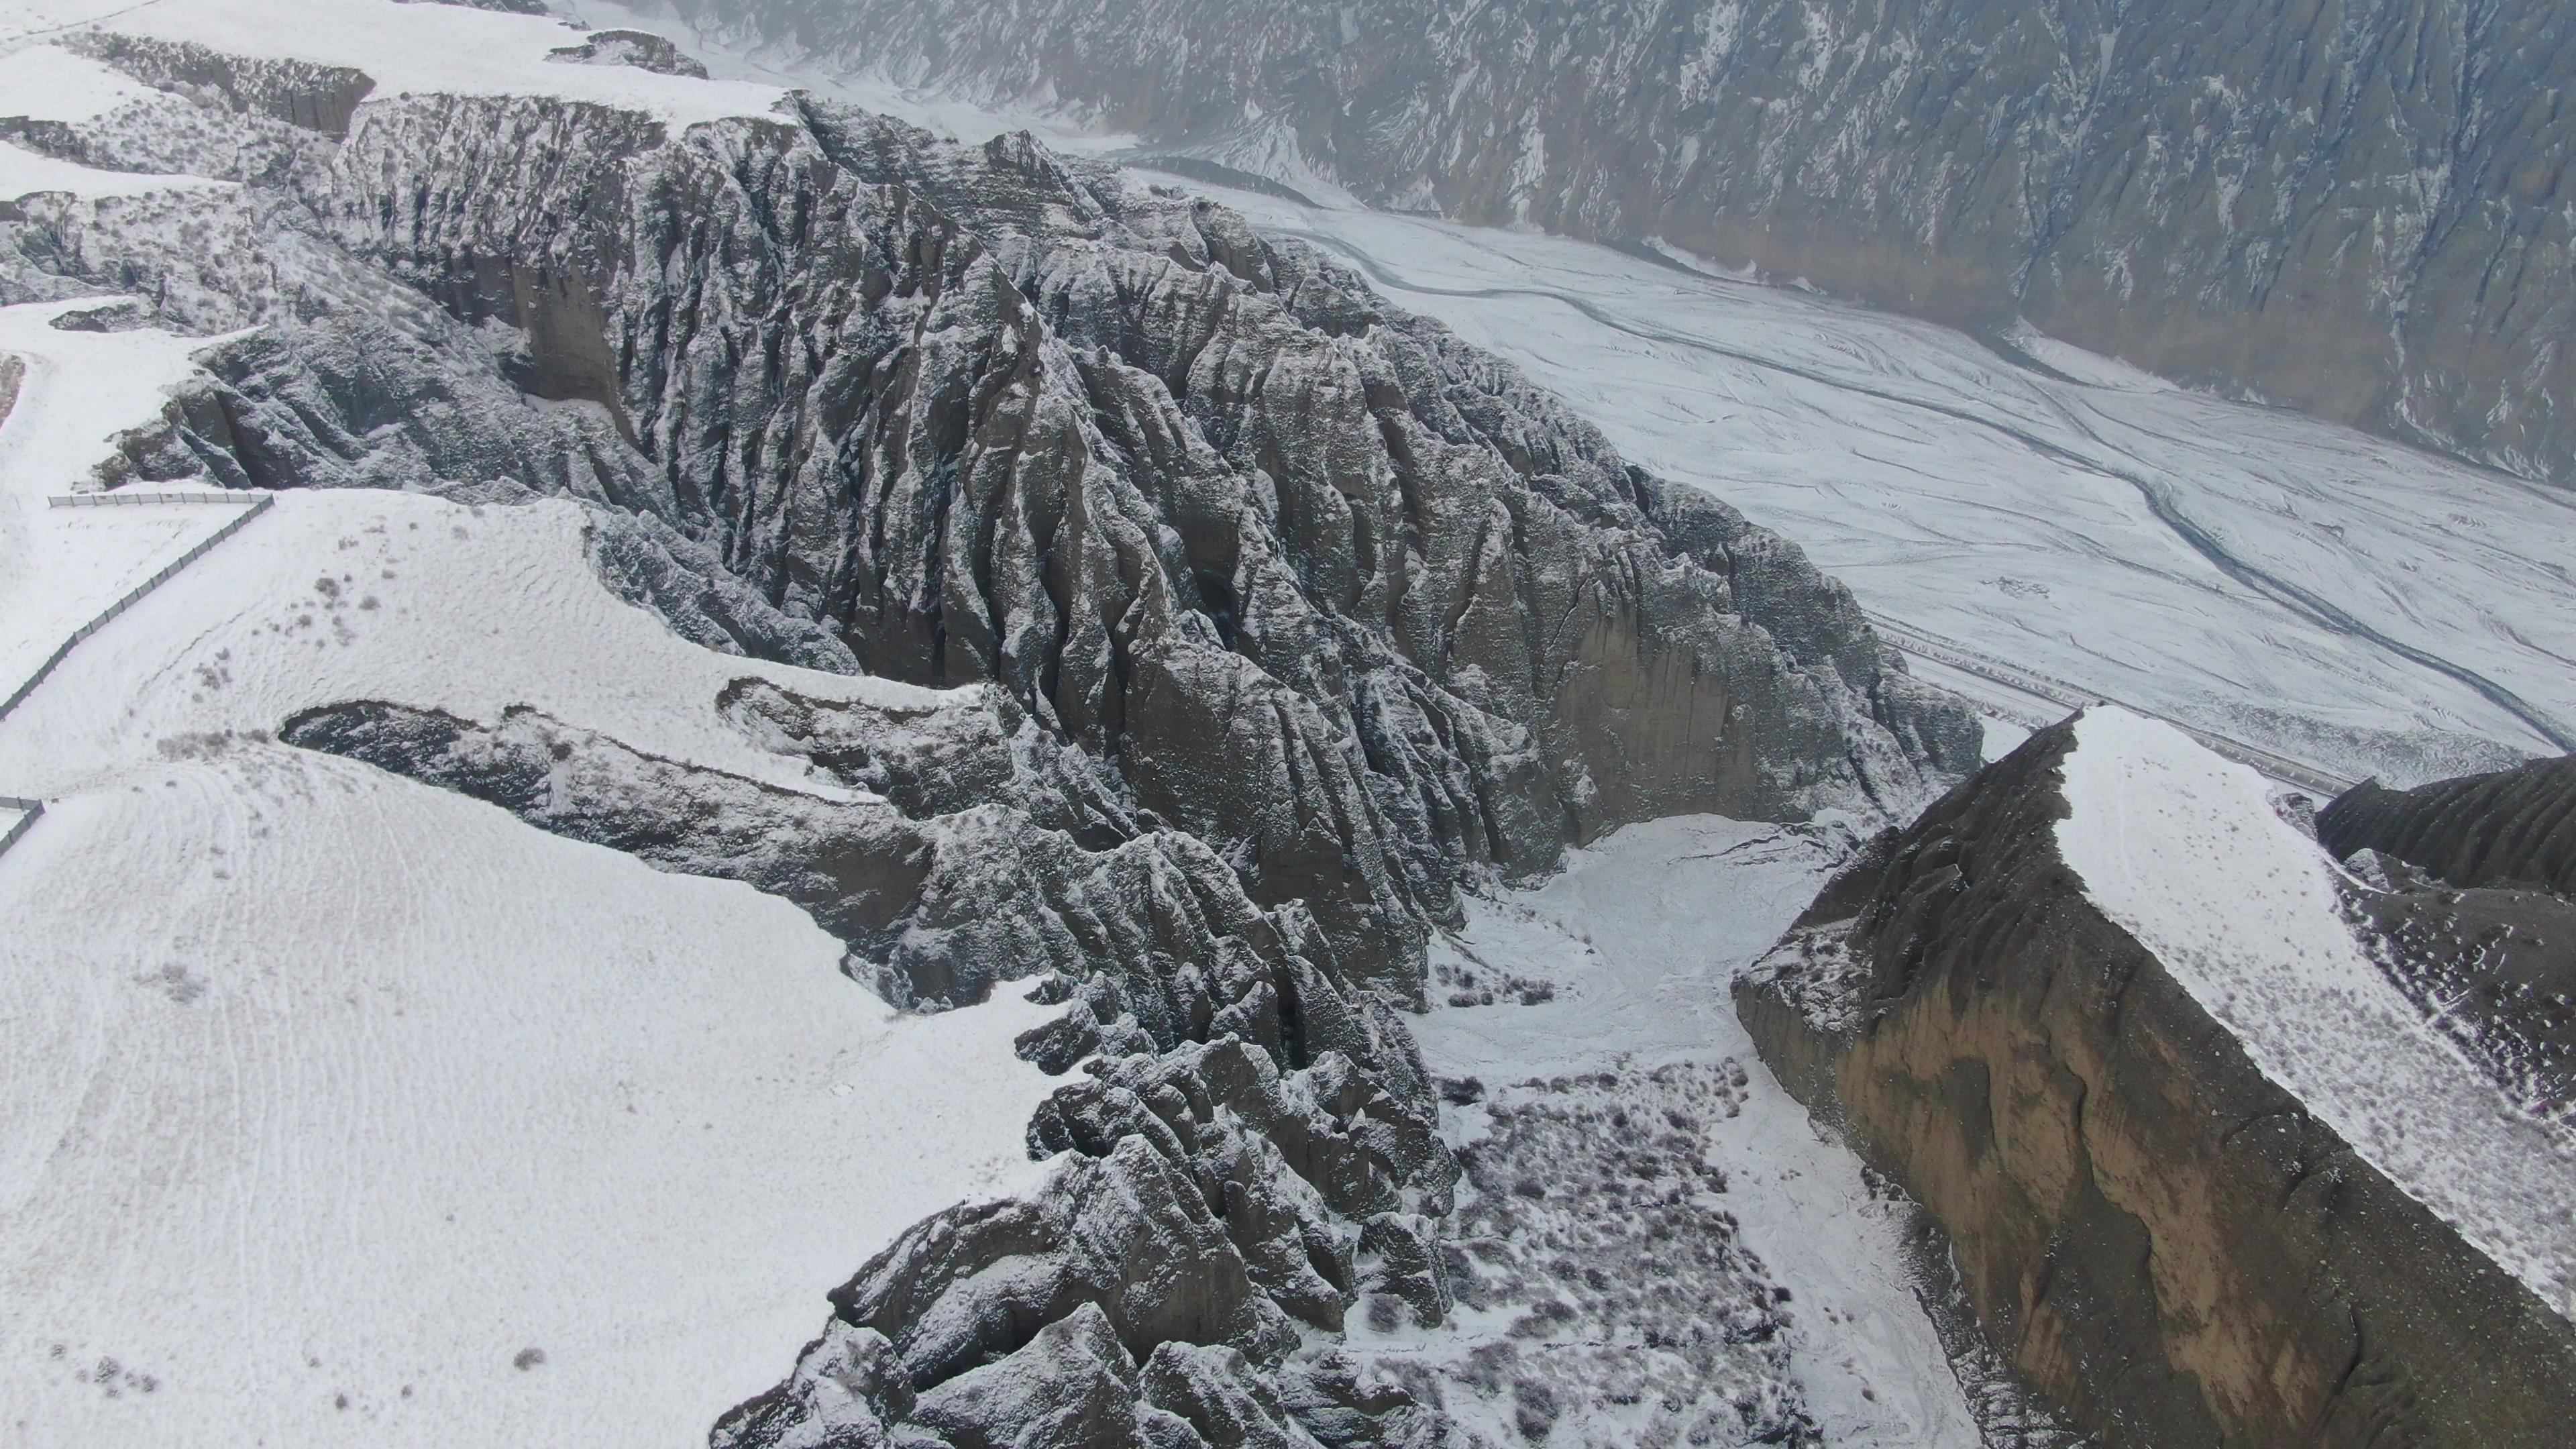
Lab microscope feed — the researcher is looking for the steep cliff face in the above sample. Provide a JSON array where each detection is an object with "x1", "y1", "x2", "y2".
[
  {"x1": 678, "y1": 0, "x2": 2576, "y2": 486},
  {"x1": 1, "y1": 32, "x2": 1974, "y2": 1446},
  {"x1": 1736, "y1": 714, "x2": 2576, "y2": 1447}
]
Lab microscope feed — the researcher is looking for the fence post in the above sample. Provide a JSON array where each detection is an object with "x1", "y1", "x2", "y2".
[{"x1": 0, "y1": 492, "x2": 275, "y2": 725}]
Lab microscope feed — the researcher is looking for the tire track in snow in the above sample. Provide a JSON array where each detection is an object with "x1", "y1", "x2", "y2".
[{"x1": 1271, "y1": 227, "x2": 2576, "y2": 757}]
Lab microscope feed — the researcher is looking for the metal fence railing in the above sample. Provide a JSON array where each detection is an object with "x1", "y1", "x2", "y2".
[
  {"x1": 0, "y1": 494, "x2": 276, "y2": 723},
  {"x1": 48, "y1": 490, "x2": 274, "y2": 508},
  {"x1": 0, "y1": 798, "x2": 43, "y2": 861}
]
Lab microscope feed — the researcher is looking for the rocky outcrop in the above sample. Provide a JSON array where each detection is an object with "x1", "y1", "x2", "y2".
[
  {"x1": 547, "y1": 28, "x2": 712, "y2": 78},
  {"x1": 47, "y1": 87, "x2": 1974, "y2": 986},
  {"x1": 680, "y1": 0, "x2": 2576, "y2": 487},
  {"x1": 64, "y1": 32, "x2": 376, "y2": 136},
  {"x1": 282, "y1": 694, "x2": 1468, "y2": 1448},
  {"x1": 2320, "y1": 759, "x2": 2576, "y2": 1123},
  {"x1": 2320, "y1": 756, "x2": 2576, "y2": 898},
  {"x1": 1736, "y1": 720, "x2": 2576, "y2": 1448},
  {"x1": 7, "y1": 44, "x2": 1976, "y2": 1448}
]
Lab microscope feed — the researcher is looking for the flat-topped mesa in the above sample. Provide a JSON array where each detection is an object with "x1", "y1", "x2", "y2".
[{"x1": 1737, "y1": 708, "x2": 2576, "y2": 1448}]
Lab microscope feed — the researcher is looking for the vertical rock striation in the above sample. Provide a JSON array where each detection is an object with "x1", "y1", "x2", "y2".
[{"x1": 678, "y1": 0, "x2": 2576, "y2": 487}]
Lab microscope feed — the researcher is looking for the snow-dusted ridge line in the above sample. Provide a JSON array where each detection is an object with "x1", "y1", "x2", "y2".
[{"x1": 2057, "y1": 708, "x2": 2576, "y2": 1321}]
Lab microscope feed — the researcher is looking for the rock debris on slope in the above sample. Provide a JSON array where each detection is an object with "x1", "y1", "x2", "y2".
[
  {"x1": 2322, "y1": 756, "x2": 2576, "y2": 1124},
  {"x1": 0, "y1": 32, "x2": 1977, "y2": 1448}
]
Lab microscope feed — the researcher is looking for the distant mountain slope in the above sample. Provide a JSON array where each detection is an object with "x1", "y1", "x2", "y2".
[{"x1": 675, "y1": 0, "x2": 2576, "y2": 488}]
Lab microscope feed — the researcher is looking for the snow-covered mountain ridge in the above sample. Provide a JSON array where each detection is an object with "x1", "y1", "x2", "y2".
[
  {"x1": 1738, "y1": 708, "x2": 2576, "y2": 1448},
  {"x1": 668, "y1": 0, "x2": 2576, "y2": 493}
]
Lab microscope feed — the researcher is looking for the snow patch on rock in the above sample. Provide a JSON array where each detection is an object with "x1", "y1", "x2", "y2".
[{"x1": 2057, "y1": 706, "x2": 2576, "y2": 1320}]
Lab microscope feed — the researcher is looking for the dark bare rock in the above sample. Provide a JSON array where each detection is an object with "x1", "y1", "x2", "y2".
[
  {"x1": 1736, "y1": 718, "x2": 2576, "y2": 1448},
  {"x1": 547, "y1": 29, "x2": 712, "y2": 79},
  {"x1": 2320, "y1": 755, "x2": 2576, "y2": 898}
]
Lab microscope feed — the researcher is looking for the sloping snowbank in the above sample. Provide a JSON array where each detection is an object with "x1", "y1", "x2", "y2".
[
  {"x1": 0, "y1": 487, "x2": 945, "y2": 799},
  {"x1": 0, "y1": 747, "x2": 1058, "y2": 1448},
  {"x1": 0, "y1": 138, "x2": 229, "y2": 200},
  {"x1": 2058, "y1": 707, "x2": 2576, "y2": 1319}
]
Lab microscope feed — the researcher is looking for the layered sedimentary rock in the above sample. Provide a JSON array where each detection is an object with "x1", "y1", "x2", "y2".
[
  {"x1": 680, "y1": 0, "x2": 2576, "y2": 486},
  {"x1": 1737, "y1": 718, "x2": 2576, "y2": 1448},
  {"x1": 1, "y1": 37, "x2": 1974, "y2": 1446}
]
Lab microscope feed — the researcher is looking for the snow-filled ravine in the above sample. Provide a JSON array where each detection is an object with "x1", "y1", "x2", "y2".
[
  {"x1": 582, "y1": 0, "x2": 2576, "y2": 792},
  {"x1": 2058, "y1": 708, "x2": 2576, "y2": 1321},
  {"x1": 1366, "y1": 816, "x2": 2007, "y2": 1447}
]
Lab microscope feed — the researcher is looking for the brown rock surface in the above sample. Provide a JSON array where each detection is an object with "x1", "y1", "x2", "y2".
[{"x1": 1739, "y1": 720, "x2": 2576, "y2": 1447}]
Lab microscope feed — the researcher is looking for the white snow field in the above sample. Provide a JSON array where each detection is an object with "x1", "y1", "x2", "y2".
[
  {"x1": 2058, "y1": 708, "x2": 2576, "y2": 1321},
  {"x1": 0, "y1": 482, "x2": 1067, "y2": 1449},
  {"x1": 0, "y1": 42, "x2": 153, "y2": 123},
  {"x1": 1399, "y1": 816, "x2": 1987, "y2": 1447},
  {"x1": 0, "y1": 298, "x2": 251, "y2": 696}
]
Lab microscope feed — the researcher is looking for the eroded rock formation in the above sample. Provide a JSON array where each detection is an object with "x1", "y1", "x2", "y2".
[
  {"x1": 2, "y1": 40, "x2": 1978, "y2": 1446},
  {"x1": 1737, "y1": 721, "x2": 2576, "y2": 1448},
  {"x1": 677, "y1": 0, "x2": 2576, "y2": 486}
]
